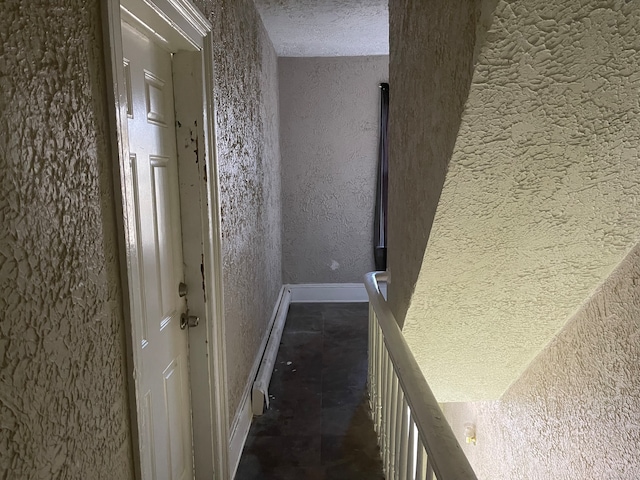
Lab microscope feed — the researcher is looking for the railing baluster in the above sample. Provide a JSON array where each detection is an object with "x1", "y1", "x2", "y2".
[
  {"x1": 398, "y1": 396, "x2": 409, "y2": 480},
  {"x1": 380, "y1": 343, "x2": 386, "y2": 468},
  {"x1": 383, "y1": 345, "x2": 392, "y2": 475},
  {"x1": 426, "y1": 457, "x2": 435, "y2": 480},
  {"x1": 389, "y1": 353, "x2": 396, "y2": 476},
  {"x1": 378, "y1": 323, "x2": 384, "y2": 434},
  {"x1": 368, "y1": 304, "x2": 373, "y2": 405},
  {"x1": 407, "y1": 415, "x2": 416, "y2": 480},
  {"x1": 394, "y1": 387, "x2": 404, "y2": 479},
  {"x1": 375, "y1": 322, "x2": 382, "y2": 433},
  {"x1": 389, "y1": 371, "x2": 399, "y2": 478},
  {"x1": 369, "y1": 306, "x2": 376, "y2": 419},
  {"x1": 415, "y1": 440, "x2": 426, "y2": 480}
]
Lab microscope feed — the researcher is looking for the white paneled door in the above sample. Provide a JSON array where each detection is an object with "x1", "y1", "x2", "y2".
[{"x1": 122, "y1": 21, "x2": 194, "y2": 480}]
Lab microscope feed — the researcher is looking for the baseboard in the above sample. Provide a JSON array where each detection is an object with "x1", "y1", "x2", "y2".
[
  {"x1": 287, "y1": 282, "x2": 387, "y2": 303},
  {"x1": 228, "y1": 285, "x2": 288, "y2": 478},
  {"x1": 252, "y1": 287, "x2": 292, "y2": 415},
  {"x1": 228, "y1": 388, "x2": 251, "y2": 479}
]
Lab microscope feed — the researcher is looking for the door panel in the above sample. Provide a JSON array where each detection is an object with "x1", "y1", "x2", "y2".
[
  {"x1": 141, "y1": 391, "x2": 157, "y2": 479},
  {"x1": 122, "y1": 21, "x2": 193, "y2": 480},
  {"x1": 149, "y1": 156, "x2": 175, "y2": 323},
  {"x1": 163, "y1": 356, "x2": 188, "y2": 478}
]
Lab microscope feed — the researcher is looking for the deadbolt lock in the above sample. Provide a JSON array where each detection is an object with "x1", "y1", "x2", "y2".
[
  {"x1": 180, "y1": 312, "x2": 200, "y2": 330},
  {"x1": 178, "y1": 282, "x2": 188, "y2": 297}
]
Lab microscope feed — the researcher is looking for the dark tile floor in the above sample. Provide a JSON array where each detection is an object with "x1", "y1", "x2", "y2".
[{"x1": 235, "y1": 303, "x2": 384, "y2": 480}]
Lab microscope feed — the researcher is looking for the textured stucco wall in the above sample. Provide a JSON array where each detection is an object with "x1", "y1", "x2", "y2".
[
  {"x1": 0, "y1": 0, "x2": 283, "y2": 475},
  {"x1": 442, "y1": 240, "x2": 640, "y2": 479},
  {"x1": 387, "y1": 0, "x2": 485, "y2": 325},
  {"x1": 279, "y1": 56, "x2": 388, "y2": 284},
  {"x1": 192, "y1": 0, "x2": 283, "y2": 422},
  {"x1": 402, "y1": 0, "x2": 640, "y2": 401},
  {"x1": 0, "y1": 1, "x2": 134, "y2": 478}
]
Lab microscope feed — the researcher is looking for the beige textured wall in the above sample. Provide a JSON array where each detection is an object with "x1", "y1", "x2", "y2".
[
  {"x1": 279, "y1": 56, "x2": 388, "y2": 284},
  {"x1": 386, "y1": 0, "x2": 486, "y2": 325},
  {"x1": 403, "y1": 0, "x2": 640, "y2": 401},
  {"x1": 193, "y1": 0, "x2": 283, "y2": 422},
  {"x1": 0, "y1": 0, "x2": 282, "y2": 474},
  {"x1": 443, "y1": 240, "x2": 640, "y2": 479},
  {"x1": 0, "y1": 1, "x2": 134, "y2": 478}
]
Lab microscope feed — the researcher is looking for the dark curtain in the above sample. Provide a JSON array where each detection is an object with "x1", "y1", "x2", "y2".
[{"x1": 374, "y1": 83, "x2": 389, "y2": 271}]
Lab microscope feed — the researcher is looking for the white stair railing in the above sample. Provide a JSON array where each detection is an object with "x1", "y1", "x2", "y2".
[{"x1": 365, "y1": 272, "x2": 478, "y2": 480}]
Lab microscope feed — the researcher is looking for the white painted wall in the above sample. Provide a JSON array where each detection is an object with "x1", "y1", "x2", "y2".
[{"x1": 279, "y1": 55, "x2": 389, "y2": 284}]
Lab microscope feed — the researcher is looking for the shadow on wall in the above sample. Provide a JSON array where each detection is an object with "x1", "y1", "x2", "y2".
[
  {"x1": 442, "y1": 241, "x2": 640, "y2": 479},
  {"x1": 386, "y1": 0, "x2": 496, "y2": 327}
]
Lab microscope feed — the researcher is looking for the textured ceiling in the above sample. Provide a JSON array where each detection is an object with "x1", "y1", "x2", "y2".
[
  {"x1": 253, "y1": 0, "x2": 388, "y2": 57},
  {"x1": 401, "y1": 0, "x2": 640, "y2": 402}
]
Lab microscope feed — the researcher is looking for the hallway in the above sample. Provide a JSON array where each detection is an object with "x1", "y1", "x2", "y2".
[{"x1": 235, "y1": 303, "x2": 384, "y2": 479}]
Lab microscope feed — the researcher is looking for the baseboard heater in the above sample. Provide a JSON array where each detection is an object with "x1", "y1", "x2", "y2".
[{"x1": 251, "y1": 287, "x2": 291, "y2": 415}]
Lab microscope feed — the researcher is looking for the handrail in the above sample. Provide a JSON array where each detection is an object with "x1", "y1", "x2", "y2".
[{"x1": 365, "y1": 271, "x2": 477, "y2": 480}]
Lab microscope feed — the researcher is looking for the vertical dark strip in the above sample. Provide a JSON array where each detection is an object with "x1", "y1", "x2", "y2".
[{"x1": 374, "y1": 82, "x2": 389, "y2": 271}]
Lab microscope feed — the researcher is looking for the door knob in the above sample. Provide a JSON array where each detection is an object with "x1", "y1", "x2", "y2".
[{"x1": 180, "y1": 312, "x2": 200, "y2": 330}]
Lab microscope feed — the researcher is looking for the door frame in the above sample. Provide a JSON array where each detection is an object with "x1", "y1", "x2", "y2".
[{"x1": 101, "y1": 0, "x2": 230, "y2": 478}]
